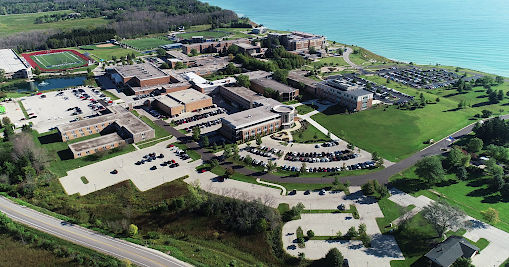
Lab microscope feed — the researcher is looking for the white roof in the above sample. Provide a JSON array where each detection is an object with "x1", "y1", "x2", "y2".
[{"x1": 0, "y1": 49, "x2": 30, "y2": 73}]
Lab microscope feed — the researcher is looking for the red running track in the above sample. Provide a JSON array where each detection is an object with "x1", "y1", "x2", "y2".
[{"x1": 22, "y1": 49, "x2": 91, "y2": 72}]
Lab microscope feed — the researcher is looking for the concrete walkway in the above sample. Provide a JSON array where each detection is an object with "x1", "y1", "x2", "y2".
[
  {"x1": 388, "y1": 189, "x2": 509, "y2": 267},
  {"x1": 297, "y1": 112, "x2": 339, "y2": 140},
  {"x1": 256, "y1": 178, "x2": 287, "y2": 195}
]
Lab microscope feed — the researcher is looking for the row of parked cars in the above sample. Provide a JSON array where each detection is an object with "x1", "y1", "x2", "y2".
[
  {"x1": 173, "y1": 108, "x2": 225, "y2": 126},
  {"x1": 281, "y1": 160, "x2": 377, "y2": 173},
  {"x1": 284, "y1": 150, "x2": 358, "y2": 163},
  {"x1": 238, "y1": 155, "x2": 268, "y2": 167},
  {"x1": 170, "y1": 145, "x2": 191, "y2": 160},
  {"x1": 184, "y1": 118, "x2": 221, "y2": 132},
  {"x1": 247, "y1": 146, "x2": 281, "y2": 158}
]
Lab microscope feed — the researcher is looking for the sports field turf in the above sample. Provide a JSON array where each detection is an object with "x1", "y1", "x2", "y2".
[
  {"x1": 123, "y1": 37, "x2": 173, "y2": 51},
  {"x1": 30, "y1": 51, "x2": 87, "y2": 70}
]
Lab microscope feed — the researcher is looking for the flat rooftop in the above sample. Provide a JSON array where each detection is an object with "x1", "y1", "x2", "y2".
[
  {"x1": 69, "y1": 133, "x2": 124, "y2": 153},
  {"x1": 57, "y1": 109, "x2": 152, "y2": 134},
  {"x1": 167, "y1": 50, "x2": 193, "y2": 62},
  {"x1": 251, "y1": 78, "x2": 297, "y2": 94},
  {"x1": 220, "y1": 86, "x2": 265, "y2": 102},
  {"x1": 115, "y1": 112, "x2": 153, "y2": 133},
  {"x1": 288, "y1": 71, "x2": 318, "y2": 86},
  {"x1": 235, "y1": 43, "x2": 260, "y2": 50},
  {"x1": 155, "y1": 95, "x2": 182, "y2": 108},
  {"x1": 0, "y1": 49, "x2": 29, "y2": 73},
  {"x1": 113, "y1": 63, "x2": 169, "y2": 81},
  {"x1": 57, "y1": 114, "x2": 117, "y2": 132},
  {"x1": 222, "y1": 105, "x2": 279, "y2": 129},
  {"x1": 168, "y1": 89, "x2": 211, "y2": 104},
  {"x1": 345, "y1": 89, "x2": 373, "y2": 97},
  {"x1": 238, "y1": 71, "x2": 271, "y2": 80}
]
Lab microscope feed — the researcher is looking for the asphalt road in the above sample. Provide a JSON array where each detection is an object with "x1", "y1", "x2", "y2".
[{"x1": 0, "y1": 197, "x2": 191, "y2": 267}]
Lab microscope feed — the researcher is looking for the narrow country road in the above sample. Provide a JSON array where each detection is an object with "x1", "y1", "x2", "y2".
[
  {"x1": 342, "y1": 47, "x2": 361, "y2": 69},
  {"x1": 0, "y1": 197, "x2": 192, "y2": 267}
]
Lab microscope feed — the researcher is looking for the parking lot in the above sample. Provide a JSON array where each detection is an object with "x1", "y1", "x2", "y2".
[
  {"x1": 236, "y1": 138, "x2": 383, "y2": 174},
  {"x1": 59, "y1": 138, "x2": 209, "y2": 196},
  {"x1": 20, "y1": 87, "x2": 110, "y2": 133},
  {"x1": 377, "y1": 67, "x2": 460, "y2": 89},
  {"x1": 172, "y1": 107, "x2": 226, "y2": 135},
  {"x1": 0, "y1": 99, "x2": 27, "y2": 128}
]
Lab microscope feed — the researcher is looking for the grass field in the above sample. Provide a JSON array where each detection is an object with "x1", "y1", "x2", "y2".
[
  {"x1": 295, "y1": 104, "x2": 316, "y2": 115},
  {"x1": 391, "y1": 167, "x2": 509, "y2": 233},
  {"x1": 74, "y1": 46, "x2": 141, "y2": 61},
  {"x1": 29, "y1": 51, "x2": 87, "y2": 70},
  {"x1": 0, "y1": 234, "x2": 77, "y2": 267},
  {"x1": 313, "y1": 76, "x2": 478, "y2": 161},
  {"x1": 375, "y1": 198, "x2": 414, "y2": 234},
  {"x1": 123, "y1": 37, "x2": 173, "y2": 51},
  {"x1": 311, "y1": 56, "x2": 349, "y2": 67},
  {"x1": 177, "y1": 30, "x2": 230, "y2": 40},
  {"x1": 292, "y1": 123, "x2": 330, "y2": 143},
  {"x1": 0, "y1": 10, "x2": 110, "y2": 37}
]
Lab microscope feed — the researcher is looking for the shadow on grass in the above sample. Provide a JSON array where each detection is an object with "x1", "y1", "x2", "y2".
[
  {"x1": 472, "y1": 102, "x2": 493, "y2": 108},
  {"x1": 57, "y1": 149, "x2": 74, "y2": 160},
  {"x1": 389, "y1": 178, "x2": 430, "y2": 193},
  {"x1": 38, "y1": 132, "x2": 61, "y2": 144}
]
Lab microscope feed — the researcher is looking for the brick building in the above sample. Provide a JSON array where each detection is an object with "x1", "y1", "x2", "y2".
[
  {"x1": 152, "y1": 89, "x2": 213, "y2": 117},
  {"x1": 182, "y1": 39, "x2": 250, "y2": 54},
  {"x1": 267, "y1": 32, "x2": 326, "y2": 51},
  {"x1": 317, "y1": 79, "x2": 373, "y2": 111},
  {"x1": 250, "y1": 78, "x2": 299, "y2": 102}
]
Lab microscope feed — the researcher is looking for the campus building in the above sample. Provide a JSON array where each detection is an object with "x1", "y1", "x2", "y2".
[
  {"x1": 235, "y1": 43, "x2": 262, "y2": 56},
  {"x1": 218, "y1": 85, "x2": 265, "y2": 109},
  {"x1": 182, "y1": 39, "x2": 250, "y2": 54},
  {"x1": 317, "y1": 78, "x2": 373, "y2": 111},
  {"x1": 250, "y1": 78, "x2": 299, "y2": 102},
  {"x1": 287, "y1": 70, "x2": 319, "y2": 95},
  {"x1": 152, "y1": 89, "x2": 213, "y2": 117},
  {"x1": 108, "y1": 63, "x2": 190, "y2": 95},
  {"x1": 0, "y1": 49, "x2": 32, "y2": 79},
  {"x1": 181, "y1": 72, "x2": 236, "y2": 94},
  {"x1": 220, "y1": 98, "x2": 295, "y2": 142},
  {"x1": 268, "y1": 32, "x2": 326, "y2": 51},
  {"x1": 57, "y1": 106, "x2": 155, "y2": 158}
]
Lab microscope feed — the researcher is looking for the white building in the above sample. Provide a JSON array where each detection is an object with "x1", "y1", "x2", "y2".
[{"x1": 0, "y1": 49, "x2": 32, "y2": 79}]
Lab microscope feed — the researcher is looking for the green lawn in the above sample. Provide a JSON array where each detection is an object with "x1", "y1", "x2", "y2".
[
  {"x1": 501, "y1": 257, "x2": 509, "y2": 267},
  {"x1": 123, "y1": 37, "x2": 173, "y2": 51},
  {"x1": 391, "y1": 167, "x2": 509, "y2": 233},
  {"x1": 311, "y1": 56, "x2": 349, "y2": 67},
  {"x1": 375, "y1": 198, "x2": 414, "y2": 233},
  {"x1": 137, "y1": 115, "x2": 171, "y2": 139},
  {"x1": 390, "y1": 212, "x2": 440, "y2": 267},
  {"x1": 295, "y1": 104, "x2": 316, "y2": 115},
  {"x1": 75, "y1": 46, "x2": 141, "y2": 62},
  {"x1": 31, "y1": 130, "x2": 136, "y2": 177},
  {"x1": 176, "y1": 30, "x2": 230, "y2": 40},
  {"x1": 313, "y1": 79, "x2": 477, "y2": 161},
  {"x1": 0, "y1": 11, "x2": 110, "y2": 37},
  {"x1": 291, "y1": 123, "x2": 330, "y2": 144}
]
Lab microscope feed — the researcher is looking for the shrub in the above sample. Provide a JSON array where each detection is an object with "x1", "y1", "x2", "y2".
[
  {"x1": 128, "y1": 224, "x2": 138, "y2": 237},
  {"x1": 307, "y1": 229, "x2": 315, "y2": 238}
]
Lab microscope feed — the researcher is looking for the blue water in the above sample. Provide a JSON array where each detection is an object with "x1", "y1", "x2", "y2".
[
  {"x1": 17, "y1": 76, "x2": 86, "y2": 92},
  {"x1": 204, "y1": 0, "x2": 509, "y2": 76}
]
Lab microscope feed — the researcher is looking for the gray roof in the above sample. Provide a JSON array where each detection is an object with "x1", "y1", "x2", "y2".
[
  {"x1": 251, "y1": 78, "x2": 297, "y2": 94},
  {"x1": 222, "y1": 105, "x2": 279, "y2": 129},
  {"x1": 112, "y1": 63, "x2": 168, "y2": 81},
  {"x1": 425, "y1": 236, "x2": 479, "y2": 267},
  {"x1": 69, "y1": 133, "x2": 124, "y2": 153},
  {"x1": 346, "y1": 89, "x2": 373, "y2": 97},
  {"x1": 0, "y1": 49, "x2": 30, "y2": 73},
  {"x1": 219, "y1": 86, "x2": 265, "y2": 102},
  {"x1": 167, "y1": 89, "x2": 211, "y2": 104}
]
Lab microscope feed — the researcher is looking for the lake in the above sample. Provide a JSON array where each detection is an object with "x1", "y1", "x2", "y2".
[{"x1": 204, "y1": 0, "x2": 509, "y2": 76}]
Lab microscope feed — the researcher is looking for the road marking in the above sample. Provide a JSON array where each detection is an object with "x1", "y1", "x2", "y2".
[{"x1": 0, "y1": 199, "x2": 188, "y2": 267}]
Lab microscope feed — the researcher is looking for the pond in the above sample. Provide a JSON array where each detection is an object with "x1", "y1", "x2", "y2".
[{"x1": 16, "y1": 76, "x2": 87, "y2": 92}]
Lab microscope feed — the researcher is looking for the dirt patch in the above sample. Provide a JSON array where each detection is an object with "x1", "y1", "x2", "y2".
[{"x1": 96, "y1": 43, "x2": 115, "y2": 48}]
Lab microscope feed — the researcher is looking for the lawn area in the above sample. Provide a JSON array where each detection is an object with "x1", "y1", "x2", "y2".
[
  {"x1": 311, "y1": 56, "x2": 349, "y2": 67},
  {"x1": 0, "y1": 10, "x2": 110, "y2": 37},
  {"x1": 177, "y1": 30, "x2": 230, "y2": 40},
  {"x1": 31, "y1": 130, "x2": 136, "y2": 177},
  {"x1": 313, "y1": 81, "x2": 477, "y2": 161},
  {"x1": 137, "y1": 115, "x2": 171, "y2": 139},
  {"x1": 375, "y1": 198, "x2": 414, "y2": 233},
  {"x1": 295, "y1": 104, "x2": 316, "y2": 115},
  {"x1": 100, "y1": 90, "x2": 120, "y2": 100},
  {"x1": 0, "y1": 234, "x2": 78, "y2": 267},
  {"x1": 75, "y1": 45, "x2": 141, "y2": 62},
  {"x1": 291, "y1": 123, "x2": 330, "y2": 143},
  {"x1": 137, "y1": 135, "x2": 173, "y2": 149},
  {"x1": 123, "y1": 37, "x2": 173, "y2": 51},
  {"x1": 391, "y1": 167, "x2": 509, "y2": 233},
  {"x1": 390, "y1": 212, "x2": 440, "y2": 267}
]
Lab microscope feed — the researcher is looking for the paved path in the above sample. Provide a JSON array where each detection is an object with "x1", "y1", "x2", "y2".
[
  {"x1": 0, "y1": 197, "x2": 191, "y2": 267},
  {"x1": 297, "y1": 111, "x2": 338, "y2": 139},
  {"x1": 342, "y1": 47, "x2": 360, "y2": 69},
  {"x1": 256, "y1": 178, "x2": 286, "y2": 195},
  {"x1": 388, "y1": 189, "x2": 509, "y2": 267}
]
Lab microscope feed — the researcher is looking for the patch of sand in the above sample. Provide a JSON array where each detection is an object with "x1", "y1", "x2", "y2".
[{"x1": 96, "y1": 43, "x2": 115, "y2": 48}]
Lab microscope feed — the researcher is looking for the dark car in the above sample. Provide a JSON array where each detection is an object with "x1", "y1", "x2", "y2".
[
  {"x1": 150, "y1": 166, "x2": 157, "y2": 170},
  {"x1": 110, "y1": 169, "x2": 118, "y2": 174}
]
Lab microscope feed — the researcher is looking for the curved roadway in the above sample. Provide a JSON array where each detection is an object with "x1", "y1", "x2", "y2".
[{"x1": 0, "y1": 197, "x2": 191, "y2": 267}]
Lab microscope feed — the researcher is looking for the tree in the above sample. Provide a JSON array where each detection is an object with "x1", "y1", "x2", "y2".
[
  {"x1": 156, "y1": 48, "x2": 166, "y2": 57},
  {"x1": 255, "y1": 134, "x2": 262, "y2": 146},
  {"x1": 308, "y1": 46, "x2": 317, "y2": 54},
  {"x1": 323, "y1": 248, "x2": 344, "y2": 267},
  {"x1": 492, "y1": 175, "x2": 505, "y2": 191},
  {"x1": 498, "y1": 90, "x2": 504, "y2": 101},
  {"x1": 225, "y1": 167, "x2": 234, "y2": 179},
  {"x1": 222, "y1": 63, "x2": 241, "y2": 75},
  {"x1": 190, "y1": 48, "x2": 198, "y2": 56},
  {"x1": 223, "y1": 145, "x2": 232, "y2": 159},
  {"x1": 159, "y1": 62, "x2": 170, "y2": 69},
  {"x1": 501, "y1": 183, "x2": 509, "y2": 199},
  {"x1": 128, "y1": 224, "x2": 138, "y2": 237},
  {"x1": 174, "y1": 61, "x2": 186, "y2": 69},
  {"x1": 299, "y1": 162, "x2": 307, "y2": 175},
  {"x1": 210, "y1": 158, "x2": 219, "y2": 169},
  {"x1": 346, "y1": 226, "x2": 358, "y2": 238},
  {"x1": 200, "y1": 135, "x2": 209, "y2": 147},
  {"x1": 192, "y1": 126, "x2": 200, "y2": 142},
  {"x1": 451, "y1": 257, "x2": 474, "y2": 267},
  {"x1": 480, "y1": 208, "x2": 500, "y2": 224},
  {"x1": 236, "y1": 74, "x2": 251, "y2": 88},
  {"x1": 422, "y1": 200, "x2": 466, "y2": 238},
  {"x1": 415, "y1": 156, "x2": 445, "y2": 185},
  {"x1": 266, "y1": 160, "x2": 276, "y2": 173},
  {"x1": 306, "y1": 229, "x2": 315, "y2": 238},
  {"x1": 33, "y1": 67, "x2": 41, "y2": 75},
  {"x1": 481, "y1": 109, "x2": 493, "y2": 118},
  {"x1": 445, "y1": 147, "x2": 470, "y2": 172},
  {"x1": 2, "y1": 117, "x2": 11, "y2": 126},
  {"x1": 466, "y1": 137, "x2": 483, "y2": 153},
  {"x1": 495, "y1": 76, "x2": 504, "y2": 85},
  {"x1": 489, "y1": 91, "x2": 499, "y2": 104}
]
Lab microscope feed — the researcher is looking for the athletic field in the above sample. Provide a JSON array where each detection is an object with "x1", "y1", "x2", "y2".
[{"x1": 23, "y1": 49, "x2": 90, "y2": 72}]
